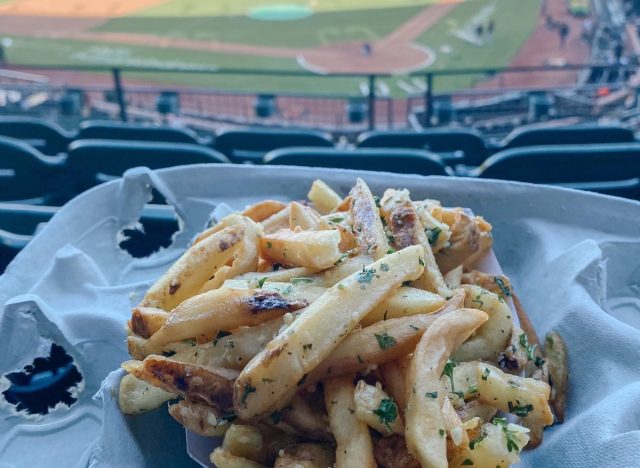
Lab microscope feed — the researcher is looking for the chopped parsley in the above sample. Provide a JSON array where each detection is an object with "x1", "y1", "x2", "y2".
[
  {"x1": 213, "y1": 330, "x2": 231, "y2": 347},
  {"x1": 162, "y1": 350, "x2": 176, "y2": 357},
  {"x1": 302, "y1": 343, "x2": 313, "y2": 351},
  {"x1": 386, "y1": 235, "x2": 395, "y2": 244},
  {"x1": 357, "y1": 267, "x2": 377, "y2": 284},
  {"x1": 291, "y1": 277, "x2": 313, "y2": 284},
  {"x1": 534, "y1": 356, "x2": 546, "y2": 367},
  {"x1": 409, "y1": 324, "x2": 420, "y2": 331},
  {"x1": 338, "y1": 283, "x2": 345, "y2": 290},
  {"x1": 494, "y1": 277, "x2": 511, "y2": 298},
  {"x1": 426, "y1": 227, "x2": 441, "y2": 246},
  {"x1": 467, "y1": 384, "x2": 478, "y2": 394},
  {"x1": 425, "y1": 391, "x2": 438, "y2": 399},
  {"x1": 374, "y1": 332, "x2": 397, "y2": 349},
  {"x1": 402, "y1": 280, "x2": 413, "y2": 287},
  {"x1": 481, "y1": 367, "x2": 490, "y2": 381},
  {"x1": 281, "y1": 285, "x2": 294, "y2": 295},
  {"x1": 328, "y1": 215, "x2": 345, "y2": 223},
  {"x1": 373, "y1": 196, "x2": 381, "y2": 207},
  {"x1": 257, "y1": 277, "x2": 268, "y2": 288},
  {"x1": 462, "y1": 460, "x2": 474, "y2": 466},
  {"x1": 266, "y1": 241, "x2": 273, "y2": 249},
  {"x1": 240, "y1": 383, "x2": 256, "y2": 405},
  {"x1": 379, "y1": 263, "x2": 389, "y2": 272},
  {"x1": 372, "y1": 398, "x2": 398, "y2": 432},
  {"x1": 453, "y1": 391, "x2": 465, "y2": 399},
  {"x1": 508, "y1": 401, "x2": 534, "y2": 417},
  {"x1": 493, "y1": 418, "x2": 520, "y2": 453},
  {"x1": 439, "y1": 429, "x2": 445, "y2": 438},
  {"x1": 471, "y1": 294, "x2": 484, "y2": 308},
  {"x1": 469, "y1": 432, "x2": 487, "y2": 450},
  {"x1": 519, "y1": 333, "x2": 536, "y2": 361},
  {"x1": 441, "y1": 359, "x2": 457, "y2": 391},
  {"x1": 386, "y1": 248, "x2": 396, "y2": 255},
  {"x1": 182, "y1": 338, "x2": 197, "y2": 346},
  {"x1": 418, "y1": 257, "x2": 425, "y2": 266}
]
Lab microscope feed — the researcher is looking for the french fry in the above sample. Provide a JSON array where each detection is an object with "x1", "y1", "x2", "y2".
[
  {"x1": 129, "y1": 307, "x2": 169, "y2": 338},
  {"x1": 118, "y1": 373, "x2": 176, "y2": 415},
  {"x1": 223, "y1": 424, "x2": 268, "y2": 464},
  {"x1": 544, "y1": 331, "x2": 568, "y2": 423},
  {"x1": 308, "y1": 179, "x2": 342, "y2": 214},
  {"x1": 141, "y1": 225, "x2": 244, "y2": 310},
  {"x1": 128, "y1": 356, "x2": 238, "y2": 410},
  {"x1": 476, "y1": 363, "x2": 554, "y2": 426},
  {"x1": 243, "y1": 200, "x2": 287, "y2": 223},
  {"x1": 448, "y1": 421, "x2": 530, "y2": 467},
  {"x1": 210, "y1": 447, "x2": 266, "y2": 468},
  {"x1": 456, "y1": 400, "x2": 498, "y2": 423},
  {"x1": 289, "y1": 201, "x2": 331, "y2": 230},
  {"x1": 233, "y1": 245, "x2": 425, "y2": 420},
  {"x1": 354, "y1": 380, "x2": 404, "y2": 435},
  {"x1": 373, "y1": 434, "x2": 419, "y2": 468},
  {"x1": 274, "y1": 443, "x2": 336, "y2": 468},
  {"x1": 312, "y1": 255, "x2": 372, "y2": 287},
  {"x1": 324, "y1": 376, "x2": 376, "y2": 468},
  {"x1": 260, "y1": 228, "x2": 342, "y2": 269},
  {"x1": 223, "y1": 280, "x2": 327, "y2": 305},
  {"x1": 350, "y1": 178, "x2": 389, "y2": 260},
  {"x1": 145, "y1": 288, "x2": 308, "y2": 350},
  {"x1": 261, "y1": 204, "x2": 291, "y2": 234},
  {"x1": 126, "y1": 334, "x2": 194, "y2": 361},
  {"x1": 232, "y1": 267, "x2": 321, "y2": 286},
  {"x1": 380, "y1": 188, "x2": 451, "y2": 297},
  {"x1": 380, "y1": 356, "x2": 411, "y2": 412},
  {"x1": 405, "y1": 308, "x2": 488, "y2": 468},
  {"x1": 441, "y1": 361, "x2": 481, "y2": 409},
  {"x1": 412, "y1": 200, "x2": 451, "y2": 254},
  {"x1": 361, "y1": 286, "x2": 446, "y2": 327},
  {"x1": 279, "y1": 394, "x2": 333, "y2": 442},
  {"x1": 441, "y1": 395, "x2": 468, "y2": 447},
  {"x1": 168, "y1": 399, "x2": 233, "y2": 437},
  {"x1": 443, "y1": 265, "x2": 463, "y2": 289}
]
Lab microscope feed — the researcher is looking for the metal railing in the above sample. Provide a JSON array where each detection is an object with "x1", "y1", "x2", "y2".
[{"x1": 1, "y1": 61, "x2": 638, "y2": 134}]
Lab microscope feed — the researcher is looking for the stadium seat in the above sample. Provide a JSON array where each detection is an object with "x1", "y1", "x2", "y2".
[
  {"x1": 473, "y1": 143, "x2": 640, "y2": 198},
  {"x1": 0, "y1": 116, "x2": 73, "y2": 155},
  {"x1": 76, "y1": 120, "x2": 205, "y2": 145},
  {"x1": 64, "y1": 139, "x2": 230, "y2": 199},
  {"x1": 356, "y1": 129, "x2": 489, "y2": 166},
  {"x1": 500, "y1": 124, "x2": 636, "y2": 149},
  {"x1": 0, "y1": 136, "x2": 64, "y2": 204},
  {"x1": 215, "y1": 128, "x2": 334, "y2": 163},
  {"x1": 263, "y1": 147, "x2": 450, "y2": 176}
]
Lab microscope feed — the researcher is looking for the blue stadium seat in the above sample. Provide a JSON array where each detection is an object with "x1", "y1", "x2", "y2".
[
  {"x1": 215, "y1": 128, "x2": 334, "y2": 163},
  {"x1": 473, "y1": 143, "x2": 640, "y2": 198},
  {"x1": 500, "y1": 124, "x2": 635, "y2": 149},
  {"x1": 0, "y1": 116, "x2": 73, "y2": 155},
  {"x1": 64, "y1": 139, "x2": 230, "y2": 198},
  {"x1": 77, "y1": 120, "x2": 205, "y2": 145},
  {"x1": 264, "y1": 147, "x2": 450, "y2": 176},
  {"x1": 356, "y1": 129, "x2": 489, "y2": 166},
  {"x1": 0, "y1": 136, "x2": 63, "y2": 204}
]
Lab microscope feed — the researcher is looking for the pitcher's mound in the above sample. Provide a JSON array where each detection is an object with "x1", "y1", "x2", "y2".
[{"x1": 298, "y1": 41, "x2": 434, "y2": 74}]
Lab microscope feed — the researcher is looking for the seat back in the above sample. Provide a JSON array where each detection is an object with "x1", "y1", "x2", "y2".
[
  {"x1": 0, "y1": 136, "x2": 61, "y2": 204},
  {"x1": 476, "y1": 143, "x2": 640, "y2": 197},
  {"x1": 264, "y1": 147, "x2": 449, "y2": 176},
  {"x1": 0, "y1": 116, "x2": 72, "y2": 155},
  {"x1": 77, "y1": 120, "x2": 202, "y2": 145},
  {"x1": 65, "y1": 139, "x2": 230, "y2": 196},
  {"x1": 357, "y1": 129, "x2": 488, "y2": 166},
  {"x1": 501, "y1": 125, "x2": 635, "y2": 149},
  {"x1": 0, "y1": 203, "x2": 57, "y2": 234},
  {"x1": 215, "y1": 128, "x2": 334, "y2": 163}
]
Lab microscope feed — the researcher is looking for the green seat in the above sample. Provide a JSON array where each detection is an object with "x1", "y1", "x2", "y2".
[
  {"x1": 0, "y1": 116, "x2": 73, "y2": 155},
  {"x1": 64, "y1": 139, "x2": 229, "y2": 199},
  {"x1": 215, "y1": 128, "x2": 333, "y2": 163},
  {"x1": 0, "y1": 136, "x2": 63, "y2": 204},
  {"x1": 473, "y1": 143, "x2": 640, "y2": 199},
  {"x1": 357, "y1": 129, "x2": 488, "y2": 166},
  {"x1": 264, "y1": 147, "x2": 450, "y2": 176},
  {"x1": 77, "y1": 120, "x2": 205, "y2": 145},
  {"x1": 501, "y1": 125, "x2": 635, "y2": 149}
]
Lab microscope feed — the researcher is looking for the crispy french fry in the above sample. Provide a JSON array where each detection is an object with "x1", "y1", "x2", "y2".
[
  {"x1": 274, "y1": 443, "x2": 336, "y2": 468},
  {"x1": 224, "y1": 280, "x2": 327, "y2": 305},
  {"x1": 312, "y1": 255, "x2": 372, "y2": 287},
  {"x1": 448, "y1": 421, "x2": 530, "y2": 467},
  {"x1": 168, "y1": 399, "x2": 233, "y2": 437},
  {"x1": 260, "y1": 229, "x2": 342, "y2": 269},
  {"x1": 141, "y1": 225, "x2": 244, "y2": 310},
  {"x1": 223, "y1": 424, "x2": 268, "y2": 463},
  {"x1": 350, "y1": 178, "x2": 389, "y2": 260},
  {"x1": 455, "y1": 400, "x2": 497, "y2": 424},
  {"x1": 354, "y1": 380, "x2": 403, "y2": 435},
  {"x1": 118, "y1": 373, "x2": 176, "y2": 415},
  {"x1": 476, "y1": 363, "x2": 554, "y2": 426},
  {"x1": 441, "y1": 395, "x2": 468, "y2": 447},
  {"x1": 145, "y1": 288, "x2": 307, "y2": 350},
  {"x1": 324, "y1": 376, "x2": 376, "y2": 468},
  {"x1": 405, "y1": 308, "x2": 488, "y2": 468},
  {"x1": 380, "y1": 188, "x2": 450, "y2": 297},
  {"x1": 545, "y1": 331, "x2": 568, "y2": 423},
  {"x1": 289, "y1": 201, "x2": 331, "y2": 231},
  {"x1": 129, "y1": 307, "x2": 169, "y2": 338},
  {"x1": 234, "y1": 245, "x2": 424, "y2": 420},
  {"x1": 362, "y1": 286, "x2": 446, "y2": 327},
  {"x1": 243, "y1": 200, "x2": 287, "y2": 223},
  {"x1": 380, "y1": 356, "x2": 411, "y2": 412},
  {"x1": 443, "y1": 265, "x2": 463, "y2": 289},
  {"x1": 129, "y1": 355, "x2": 238, "y2": 410},
  {"x1": 232, "y1": 267, "x2": 321, "y2": 286},
  {"x1": 210, "y1": 447, "x2": 266, "y2": 468},
  {"x1": 126, "y1": 334, "x2": 193, "y2": 361},
  {"x1": 261, "y1": 204, "x2": 291, "y2": 234},
  {"x1": 308, "y1": 179, "x2": 342, "y2": 214}
]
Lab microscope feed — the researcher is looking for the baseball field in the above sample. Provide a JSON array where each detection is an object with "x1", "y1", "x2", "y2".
[{"x1": 0, "y1": 0, "x2": 543, "y2": 95}]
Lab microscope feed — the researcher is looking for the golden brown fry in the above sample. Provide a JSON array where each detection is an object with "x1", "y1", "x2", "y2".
[
  {"x1": 279, "y1": 394, "x2": 333, "y2": 442},
  {"x1": 545, "y1": 331, "x2": 568, "y2": 423},
  {"x1": 274, "y1": 443, "x2": 336, "y2": 468},
  {"x1": 210, "y1": 447, "x2": 266, "y2": 468},
  {"x1": 324, "y1": 375, "x2": 376, "y2": 468},
  {"x1": 223, "y1": 424, "x2": 268, "y2": 463},
  {"x1": 289, "y1": 201, "x2": 331, "y2": 231},
  {"x1": 441, "y1": 395, "x2": 468, "y2": 447},
  {"x1": 129, "y1": 355, "x2": 238, "y2": 410},
  {"x1": 141, "y1": 225, "x2": 244, "y2": 310},
  {"x1": 412, "y1": 200, "x2": 451, "y2": 254},
  {"x1": 308, "y1": 179, "x2": 343, "y2": 214},
  {"x1": 233, "y1": 267, "x2": 321, "y2": 286},
  {"x1": 380, "y1": 356, "x2": 411, "y2": 412},
  {"x1": 354, "y1": 380, "x2": 403, "y2": 435},
  {"x1": 379, "y1": 188, "x2": 450, "y2": 297},
  {"x1": 312, "y1": 255, "x2": 372, "y2": 287},
  {"x1": 261, "y1": 204, "x2": 291, "y2": 234},
  {"x1": 118, "y1": 373, "x2": 176, "y2": 415},
  {"x1": 362, "y1": 286, "x2": 445, "y2": 327},
  {"x1": 234, "y1": 246, "x2": 424, "y2": 420},
  {"x1": 129, "y1": 307, "x2": 169, "y2": 338},
  {"x1": 461, "y1": 270, "x2": 513, "y2": 299},
  {"x1": 243, "y1": 200, "x2": 287, "y2": 223},
  {"x1": 405, "y1": 308, "x2": 488, "y2": 468},
  {"x1": 145, "y1": 288, "x2": 307, "y2": 350},
  {"x1": 168, "y1": 399, "x2": 233, "y2": 437},
  {"x1": 349, "y1": 178, "x2": 389, "y2": 260},
  {"x1": 260, "y1": 228, "x2": 342, "y2": 269}
]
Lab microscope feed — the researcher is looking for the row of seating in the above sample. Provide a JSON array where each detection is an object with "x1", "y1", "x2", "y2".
[
  {"x1": 2, "y1": 134, "x2": 639, "y2": 206},
  {"x1": 0, "y1": 116, "x2": 636, "y2": 167}
]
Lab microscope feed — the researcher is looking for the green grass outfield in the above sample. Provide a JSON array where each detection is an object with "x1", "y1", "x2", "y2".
[{"x1": 5, "y1": 0, "x2": 541, "y2": 96}]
